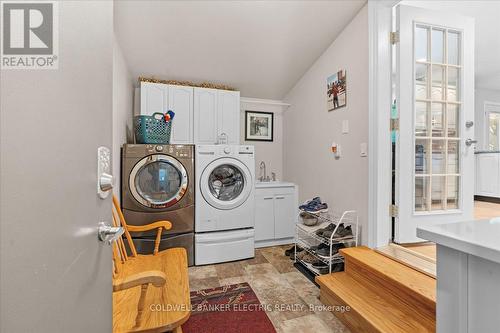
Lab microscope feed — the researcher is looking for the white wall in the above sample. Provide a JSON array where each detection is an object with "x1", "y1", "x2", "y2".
[
  {"x1": 475, "y1": 88, "x2": 500, "y2": 150},
  {"x1": 113, "y1": 37, "x2": 134, "y2": 200},
  {"x1": 283, "y1": 5, "x2": 369, "y2": 243},
  {"x1": 240, "y1": 99, "x2": 286, "y2": 180}
]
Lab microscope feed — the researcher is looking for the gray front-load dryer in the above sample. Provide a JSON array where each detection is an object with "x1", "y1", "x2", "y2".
[{"x1": 121, "y1": 144, "x2": 194, "y2": 265}]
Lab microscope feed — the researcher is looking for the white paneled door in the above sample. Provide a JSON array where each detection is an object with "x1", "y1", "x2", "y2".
[{"x1": 394, "y1": 5, "x2": 475, "y2": 243}]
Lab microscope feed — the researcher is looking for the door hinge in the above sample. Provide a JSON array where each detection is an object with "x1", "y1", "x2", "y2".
[
  {"x1": 390, "y1": 118, "x2": 399, "y2": 131},
  {"x1": 389, "y1": 205, "x2": 399, "y2": 218},
  {"x1": 390, "y1": 31, "x2": 400, "y2": 45}
]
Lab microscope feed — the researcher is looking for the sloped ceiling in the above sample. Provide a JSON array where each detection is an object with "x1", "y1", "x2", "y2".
[{"x1": 114, "y1": 0, "x2": 366, "y2": 99}]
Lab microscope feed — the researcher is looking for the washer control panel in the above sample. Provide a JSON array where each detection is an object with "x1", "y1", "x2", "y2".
[{"x1": 142, "y1": 144, "x2": 193, "y2": 158}]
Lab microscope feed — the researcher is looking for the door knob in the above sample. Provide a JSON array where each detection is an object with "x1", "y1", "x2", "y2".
[
  {"x1": 98, "y1": 222, "x2": 124, "y2": 245},
  {"x1": 465, "y1": 121, "x2": 474, "y2": 128},
  {"x1": 465, "y1": 138, "x2": 477, "y2": 146}
]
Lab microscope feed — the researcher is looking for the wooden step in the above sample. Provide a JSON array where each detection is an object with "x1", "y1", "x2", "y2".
[
  {"x1": 340, "y1": 246, "x2": 436, "y2": 313},
  {"x1": 316, "y1": 272, "x2": 435, "y2": 333}
]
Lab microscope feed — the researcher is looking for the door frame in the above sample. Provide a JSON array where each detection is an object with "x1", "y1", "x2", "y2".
[{"x1": 368, "y1": 0, "x2": 400, "y2": 248}]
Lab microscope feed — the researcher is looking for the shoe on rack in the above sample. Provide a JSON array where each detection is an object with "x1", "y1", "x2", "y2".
[
  {"x1": 316, "y1": 243, "x2": 345, "y2": 258},
  {"x1": 301, "y1": 202, "x2": 328, "y2": 214},
  {"x1": 311, "y1": 261, "x2": 328, "y2": 269},
  {"x1": 315, "y1": 223, "x2": 336, "y2": 237},
  {"x1": 309, "y1": 243, "x2": 328, "y2": 252},
  {"x1": 333, "y1": 225, "x2": 353, "y2": 239},
  {"x1": 321, "y1": 223, "x2": 344, "y2": 238},
  {"x1": 299, "y1": 253, "x2": 319, "y2": 264},
  {"x1": 299, "y1": 197, "x2": 322, "y2": 210}
]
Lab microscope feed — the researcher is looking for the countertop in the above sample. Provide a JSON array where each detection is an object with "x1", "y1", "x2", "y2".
[
  {"x1": 417, "y1": 218, "x2": 500, "y2": 264},
  {"x1": 475, "y1": 150, "x2": 500, "y2": 154},
  {"x1": 255, "y1": 181, "x2": 296, "y2": 188}
]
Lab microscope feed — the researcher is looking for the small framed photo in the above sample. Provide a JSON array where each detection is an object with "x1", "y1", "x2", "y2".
[
  {"x1": 327, "y1": 69, "x2": 347, "y2": 111},
  {"x1": 245, "y1": 111, "x2": 274, "y2": 142}
]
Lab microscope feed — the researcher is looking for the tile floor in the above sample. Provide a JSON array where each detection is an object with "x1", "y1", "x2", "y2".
[{"x1": 188, "y1": 245, "x2": 350, "y2": 333}]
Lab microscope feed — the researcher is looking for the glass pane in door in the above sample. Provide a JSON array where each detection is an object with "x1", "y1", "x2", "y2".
[
  {"x1": 414, "y1": 24, "x2": 462, "y2": 212},
  {"x1": 489, "y1": 113, "x2": 500, "y2": 150},
  {"x1": 208, "y1": 164, "x2": 244, "y2": 201}
]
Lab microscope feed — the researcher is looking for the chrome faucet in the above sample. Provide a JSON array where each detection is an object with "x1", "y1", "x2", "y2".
[{"x1": 259, "y1": 161, "x2": 269, "y2": 182}]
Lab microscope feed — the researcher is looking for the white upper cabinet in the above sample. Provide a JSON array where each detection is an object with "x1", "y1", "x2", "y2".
[
  {"x1": 194, "y1": 88, "x2": 240, "y2": 144},
  {"x1": 140, "y1": 82, "x2": 240, "y2": 145},
  {"x1": 168, "y1": 85, "x2": 194, "y2": 144},
  {"x1": 194, "y1": 88, "x2": 218, "y2": 145},
  {"x1": 140, "y1": 82, "x2": 167, "y2": 116},
  {"x1": 139, "y1": 82, "x2": 194, "y2": 144},
  {"x1": 217, "y1": 90, "x2": 240, "y2": 144}
]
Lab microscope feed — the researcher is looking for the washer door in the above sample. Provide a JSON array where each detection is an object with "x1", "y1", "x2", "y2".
[
  {"x1": 200, "y1": 158, "x2": 253, "y2": 210},
  {"x1": 129, "y1": 154, "x2": 188, "y2": 208}
]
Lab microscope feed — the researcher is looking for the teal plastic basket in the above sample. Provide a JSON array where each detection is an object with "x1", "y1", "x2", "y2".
[{"x1": 134, "y1": 113, "x2": 172, "y2": 144}]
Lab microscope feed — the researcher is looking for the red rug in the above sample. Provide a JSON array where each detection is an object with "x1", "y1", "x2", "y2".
[{"x1": 182, "y1": 283, "x2": 276, "y2": 333}]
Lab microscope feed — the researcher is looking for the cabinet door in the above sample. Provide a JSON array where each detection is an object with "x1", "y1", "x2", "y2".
[
  {"x1": 476, "y1": 154, "x2": 500, "y2": 197},
  {"x1": 254, "y1": 195, "x2": 275, "y2": 241},
  {"x1": 217, "y1": 90, "x2": 240, "y2": 144},
  {"x1": 194, "y1": 88, "x2": 218, "y2": 144},
  {"x1": 274, "y1": 193, "x2": 295, "y2": 239},
  {"x1": 140, "y1": 82, "x2": 168, "y2": 116},
  {"x1": 168, "y1": 85, "x2": 194, "y2": 144}
]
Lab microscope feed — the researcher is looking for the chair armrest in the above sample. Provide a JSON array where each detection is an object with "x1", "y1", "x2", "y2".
[
  {"x1": 126, "y1": 221, "x2": 172, "y2": 232},
  {"x1": 113, "y1": 270, "x2": 167, "y2": 292}
]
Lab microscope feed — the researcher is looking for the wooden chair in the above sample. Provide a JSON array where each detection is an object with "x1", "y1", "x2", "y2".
[{"x1": 112, "y1": 195, "x2": 190, "y2": 333}]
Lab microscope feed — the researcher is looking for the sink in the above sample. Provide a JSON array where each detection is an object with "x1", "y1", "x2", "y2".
[{"x1": 255, "y1": 181, "x2": 295, "y2": 188}]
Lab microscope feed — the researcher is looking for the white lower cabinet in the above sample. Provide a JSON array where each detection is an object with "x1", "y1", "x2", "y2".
[
  {"x1": 254, "y1": 184, "x2": 298, "y2": 248},
  {"x1": 475, "y1": 153, "x2": 500, "y2": 198}
]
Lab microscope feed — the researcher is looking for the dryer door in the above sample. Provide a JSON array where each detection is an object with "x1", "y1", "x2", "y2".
[
  {"x1": 129, "y1": 154, "x2": 188, "y2": 208},
  {"x1": 200, "y1": 158, "x2": 253, "y2": 210}
]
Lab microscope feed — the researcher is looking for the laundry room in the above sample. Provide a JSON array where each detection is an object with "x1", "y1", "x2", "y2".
[{"x1": 110, "y1": 1, "x2": 369, "y2": 331}]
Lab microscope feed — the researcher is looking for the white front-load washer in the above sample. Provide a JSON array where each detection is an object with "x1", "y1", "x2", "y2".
[{"x1": 195, "y1": 145, "x2": 255, "y2": 265}]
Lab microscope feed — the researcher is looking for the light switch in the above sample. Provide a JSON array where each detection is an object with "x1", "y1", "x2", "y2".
[
  {"x1": 342, "y1": 120, "x2": 349, "y2": 134},
  {"x1": 360, "y1": 143, "x2": 367, "y2": 157}
]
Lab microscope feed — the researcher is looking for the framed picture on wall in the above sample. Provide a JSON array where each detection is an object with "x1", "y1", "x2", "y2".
[
  {"x1": 327, "y1": 69, "x2": 347, "y2": 111},
  {"x1": 245, "y1": 111, "x2": 274, "y2": 141}
]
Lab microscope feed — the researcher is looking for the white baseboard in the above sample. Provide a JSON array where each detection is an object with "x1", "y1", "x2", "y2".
[{"x1": 255, "y1": 238, "x2": 294, "y2": 248}]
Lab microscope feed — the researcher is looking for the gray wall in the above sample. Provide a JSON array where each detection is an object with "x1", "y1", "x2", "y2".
[
  {"x1": 240, "y1": 100, "x2": 285, "y2": 180},
  {"x1": 475, "y1": 88, "x2": 500, "y2": 150},
  {"x1": 0, "y1": 1, "x2": 113, "y2": 331},
  {"x1": 113, "y1": 37, "x2": 134, "y2": 200},
  {"x1": 283, "y1": 5, "x2": 369, "y2": 243}
]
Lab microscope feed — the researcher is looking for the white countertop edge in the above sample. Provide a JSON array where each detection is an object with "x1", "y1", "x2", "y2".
[
  {"x1": 255, "y1": 181, "x2": 296, "y2": 188},
  {"x1": 417, "y1": 226, "x2": 500, "y2": 265}
]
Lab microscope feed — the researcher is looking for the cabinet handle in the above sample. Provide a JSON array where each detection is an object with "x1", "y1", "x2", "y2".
[
  {"x1": 276, "y1": 196, "x2": 285, "y2": 199},
  {"x1": 263, "y1": 197, "x2": 273, "y2": 200}
]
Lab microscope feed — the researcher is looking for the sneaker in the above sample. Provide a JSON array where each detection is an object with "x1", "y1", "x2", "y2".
[
  {"x1": 299, "y1": 253, "x2": 318, "y2": 264},
  {"x1": 302, "y1": 202, "x2": 328, "y2": 214},
  {"x1": 312, "y1": 261, "x2": 328, "y2": 269},
  {"x1": 333, "y1": 225, "x2": 353, "y2": 239},
  {"x1": 316, "y1": 243, "x2": 345, "y2": 258},
  {"x1": 322, "y1": 223, "x2": 353, "y2": 239},
  {"x1": 299, "y1": 197, "x2": 321, "y2": 210},
  {"x1": 315, "y1": 223, "x2": 336, "y2": 237}
]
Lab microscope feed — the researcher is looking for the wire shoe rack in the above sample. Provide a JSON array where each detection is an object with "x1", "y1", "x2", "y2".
[{"x1": 294, "y1": 210, "x2": 358, "y2": 275}]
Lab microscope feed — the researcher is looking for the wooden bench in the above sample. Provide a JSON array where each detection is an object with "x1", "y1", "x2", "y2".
[{"x1": 112, "y1": 195, "x2": 190, "y2": 333}]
